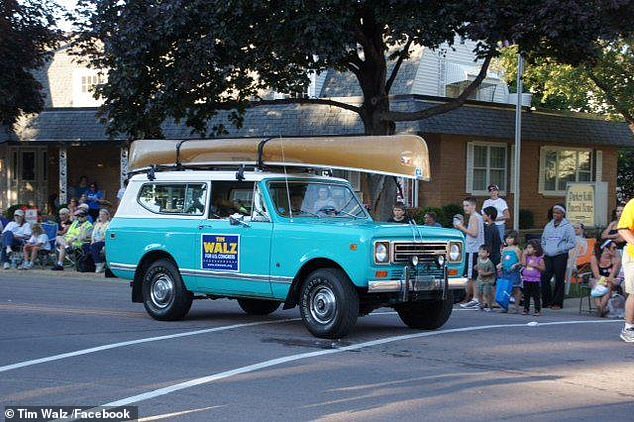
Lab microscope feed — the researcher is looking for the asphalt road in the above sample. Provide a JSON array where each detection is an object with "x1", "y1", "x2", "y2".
[{"x1": 1, "y1": 270, "x2": 633, "y2": 422}]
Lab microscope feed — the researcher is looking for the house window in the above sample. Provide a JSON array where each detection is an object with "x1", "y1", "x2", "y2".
[
  {"x1": 540, "y1": 148, "x2": 592, "y2": 195},
  {"x1": 467, "y1": 143, "x2": 507, "y2": 194},
  {"x1": 81, "y1": 75, "x2": 103, "y2": 93}
]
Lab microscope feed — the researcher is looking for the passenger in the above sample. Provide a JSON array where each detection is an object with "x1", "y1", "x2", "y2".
[
  {"x1": 1, "y1": 210, "x2": 32, "y2": 270},
  {"x1": 20, "y1": 223, "x2": 51, "y2": 270},
  {"x1": 52, "y1": 209, "x2": 93, "y2": 271},
  {"x1": 84, "y1": 209, "x2": 111, "y2": 273},
  {"x1": 387, "y1": 203, "x2": 408, "y2": 223},
  {"x1": 423, "y1": 211, "x2": 442, "y2": 227},
  {"x1": 590, "y1": 240, "x2": 622, "y2": 317},
  {"x1": 313, "y1": 187, "x2": 337, "y2": 213}
]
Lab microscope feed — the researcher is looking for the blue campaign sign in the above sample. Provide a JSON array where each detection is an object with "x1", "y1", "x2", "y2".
[{"x1": 201, "y1": 234, "x2": 240, "y2": 271}]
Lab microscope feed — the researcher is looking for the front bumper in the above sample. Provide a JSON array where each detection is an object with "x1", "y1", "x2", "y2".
[{"x1": 367, "y1": 276, "x2": 468, "y2": 293}]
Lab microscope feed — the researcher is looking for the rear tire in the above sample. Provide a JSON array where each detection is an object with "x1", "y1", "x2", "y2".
[
  {"x1": 299, "y1": 268, "x2": 359, "y2": 339},
  {"x1": 237, "y1": 299, "x2": 281, "y2": 315},
  {"x1": 142, "y1": 259, "x2": 193, "y2": 321},
  {"x1": 395, "y1": 291, "x2": 454, "y2": 330}
]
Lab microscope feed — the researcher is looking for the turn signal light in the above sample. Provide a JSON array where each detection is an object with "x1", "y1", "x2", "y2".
[
  {"x1": 375, "y1": 271, "x2": 388, "y2": 279},
  {"x1": 448, "y1": 269, "x2": 458, "y2": 276}
]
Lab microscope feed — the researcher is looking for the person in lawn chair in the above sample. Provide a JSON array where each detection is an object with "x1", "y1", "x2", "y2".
[{"x1": 51, "y1": 209, "x2": 93, "y2": 271}]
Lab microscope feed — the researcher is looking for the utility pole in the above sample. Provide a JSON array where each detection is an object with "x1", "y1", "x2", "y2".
[{"x1": 513, "y1": 53, "x2": 524, "y2": 231}]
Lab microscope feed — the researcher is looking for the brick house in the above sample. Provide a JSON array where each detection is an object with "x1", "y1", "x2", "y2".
[{"x1": 0, "y1": 40, "x2": 632, "y2": 227}]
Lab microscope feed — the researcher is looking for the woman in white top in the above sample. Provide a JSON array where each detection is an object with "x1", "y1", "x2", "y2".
[
  {"x1": 20, "y1": 223, "x2": 50, "y2": 270},
  {"x1": 482, "y1": 184, "x2": 510, "y2": 243},
  {"x1": 86, "y1": 209, "x2": 111, "y2": 272}
]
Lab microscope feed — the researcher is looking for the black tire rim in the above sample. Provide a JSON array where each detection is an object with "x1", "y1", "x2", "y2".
[
  {"x1": 309, "y1": 283, "x2": 337, "y2": 325},
  {"x1": 150, "y1": 273, "x2": 175, "y2": 309}
]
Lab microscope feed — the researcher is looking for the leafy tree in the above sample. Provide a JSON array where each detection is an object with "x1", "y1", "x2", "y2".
[
  {"x1": 497, "y1": 40, "x2": 634, "y2": 132},
  {"x1": 618, "y1": 149, "x2": 634, "y2": 204},
  {"x1": 0, "y1": 0, "x2": 62, "y2": 127},
  {"x1": 72, "y1": 0, "x2": 632, "y2": 215}
]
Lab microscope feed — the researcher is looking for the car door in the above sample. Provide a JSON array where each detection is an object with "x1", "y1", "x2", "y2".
[{"x1": 193, "y1": 180, "x2": 273, "y2": 297}]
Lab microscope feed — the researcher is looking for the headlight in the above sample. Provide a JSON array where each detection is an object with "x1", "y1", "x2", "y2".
[
  {"x1": 374, "y1": 242, "x2": 390, "y2": 264},
  {"x1": 448, "y1": 242, "x2": 462, "y2": 262},
  {"x1": 437, "y1": 255, "x2": 445, "y2": 267}
]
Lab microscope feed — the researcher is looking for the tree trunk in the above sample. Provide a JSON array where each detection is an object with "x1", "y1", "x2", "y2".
[{"x1": 359, "y1": 95, "x2": 398, "y2": 220}]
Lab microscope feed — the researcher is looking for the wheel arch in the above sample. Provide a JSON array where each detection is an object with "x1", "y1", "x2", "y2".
[
  {"x1": 132, "y1": 250, "x2": 178, "y2": 303},
  {"x1": 283, "y1": 258, "x2": 354, "y2": 309}
]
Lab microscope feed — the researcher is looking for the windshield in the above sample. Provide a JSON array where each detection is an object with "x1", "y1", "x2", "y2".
[{"x1": 268, "y1": 181, "x2": 369, "y2": 219}]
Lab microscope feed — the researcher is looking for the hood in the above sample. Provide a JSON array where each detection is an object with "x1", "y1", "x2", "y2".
[{"x1": 369, "y1": 222, "x2": 465, "y2": 242}]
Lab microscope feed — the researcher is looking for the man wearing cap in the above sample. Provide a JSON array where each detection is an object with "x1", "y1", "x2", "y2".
[
  {"x1": 541, "y1": 204, "x2": 576, "y2": 309},
  {"x1": 52, "y1": 209, "x2": 93, "y2": 271},
  {"x1": 1, "y1": 209, "x2": 32, "y2": 269},
  {"x1": 482, "y1": 184, "x2": 510, "y2": 243},
  {"x1": 617, "y1": 198, "x2": 634, "y2": 342}
]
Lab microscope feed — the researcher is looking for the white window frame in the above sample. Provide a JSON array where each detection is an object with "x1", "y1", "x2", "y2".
[
  {"x1": 466, "y1": 141, "x2": 508, "y2": 196},
  {"x1": 538, "y1": 146, "x2": 594, "y2": 197}
]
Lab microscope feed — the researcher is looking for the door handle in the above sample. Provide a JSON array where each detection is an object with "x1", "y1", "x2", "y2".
[{"x1": 198, "y1": 225, "x2": 214, "y2": 230}]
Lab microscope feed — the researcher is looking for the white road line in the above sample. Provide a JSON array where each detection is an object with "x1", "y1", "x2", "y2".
[
  {"x1": 0, "y1": 319, "x2": 300, "y2": 374},
  {"x1": 101, "y1": 319, "x2": 620, "y2": 407}
]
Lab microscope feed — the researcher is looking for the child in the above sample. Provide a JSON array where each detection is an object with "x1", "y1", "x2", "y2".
[
  {"x1": 457, "y1": 197, "x2": 485, "y2": 308},
  {"x1": 499, "y1": 231, "x2": 522, "y2": 313},
  {"x1": 522, "y1": 240, "x2": 545, "y2": 315},
  {"x1": 21, "y1": 223, "x2": 50, "y2": 270},
  {"x1": 482, "y1": 206, "x2": 502, "y2": 267},
  {"x1": 476, "y1": 245, "x2": 497, "y2": 311}
]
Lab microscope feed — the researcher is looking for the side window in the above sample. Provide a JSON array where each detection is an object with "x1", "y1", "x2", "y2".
[
  {"x1": 209, "y1": 181, "x2": 257, "y2": 219},
  {"x1": 251, "y1": 184, "x2": 270, "y2": 222},
  {"x1": 138, "y1": 183, "x2": 207, "y2": 215}
]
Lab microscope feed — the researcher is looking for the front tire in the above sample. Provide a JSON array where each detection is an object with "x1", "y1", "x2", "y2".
[
  {"x1": 142, "y1": 259, "x2": 193, "y2": 321},
  {"x1": 237, "y1": 299, "x2": 281, "y2": 315},
  {"x1": 395, "y1": 291, "x2": 454, "y2": 330},
  {"x1": 299, "y1": 268, "x2": 359, "y2": 339}
]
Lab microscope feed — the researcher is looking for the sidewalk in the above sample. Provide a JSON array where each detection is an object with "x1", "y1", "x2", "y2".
[{"x1": 0, "y1": 267, "x2": 115, "y2": 282}]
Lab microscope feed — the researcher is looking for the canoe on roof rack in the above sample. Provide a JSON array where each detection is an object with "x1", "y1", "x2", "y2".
[{"x1": 128, "y1": 135, "x2": 430, "y2": 180}]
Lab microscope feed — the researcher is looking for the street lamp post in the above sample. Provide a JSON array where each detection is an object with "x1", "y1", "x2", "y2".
[{"x1": 513, "y1": 53, "x2": 524, "y2": 232}]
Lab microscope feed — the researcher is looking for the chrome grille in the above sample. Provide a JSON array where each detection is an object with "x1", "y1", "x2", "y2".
[{"x1": 392, "y1": 242, "x2": 447, "y2": 264}]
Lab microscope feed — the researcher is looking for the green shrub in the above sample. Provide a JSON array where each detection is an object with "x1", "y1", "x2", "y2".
[{"x1": 519, "y1": 209, "x2": 535, "y2": 229}]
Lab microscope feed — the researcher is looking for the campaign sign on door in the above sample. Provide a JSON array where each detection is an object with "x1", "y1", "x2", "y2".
[{"x1": 201, "y1": 234, "x2": 240, "y2": 271}]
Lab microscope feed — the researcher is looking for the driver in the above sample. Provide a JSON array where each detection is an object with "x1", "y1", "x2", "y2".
[{"x1": 313, "y1": 187, "x2": 337, "y2": 213}]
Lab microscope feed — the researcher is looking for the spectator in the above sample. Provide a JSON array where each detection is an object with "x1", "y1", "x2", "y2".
[
  {"x1": 57, "y1": 208, "x2": 73, "y2": 236},
  {"x1": 566, "y1": 222, "x2": 589, "y2": 285},
  {"x1": 602, "y1": 205, "x2": 626, "y2": 251},
  {"x1": 423, "y1": 211, "x2": 442, "y2": 227},
  {"x1": 84, "y1": 208, "x2": 111, "y2": 273},
  {"x1": 78, "y1": 203, "x2": 94, "y2": 223},
  {"x1": 476, "y1": 245, "x2": 496, "y2": 311},
  {"x1": 52, "y1": 209, "x2": 93, "y2": 271},
  {"x1": 590, "y1": 240, "x2": 622, "y2": 317},
  {"x1": 617, "y1": 198, "x2": 634, "y2": 342},
  {"x1": 521, "y1": 240, "x2": 545, "y2": 316},
  {"x1": 387, "y1": 203, "x2": 408, "y2": 223},
  {"x1": 482, "y1": 184, "x2": 510, "y2": 243},
  {"x1": 482, "y1": 206, "x2": 502, "y2": 267},
  {"x1": 85, "y1": 182, "x2": 105, "y2": 221},
  {"x1": 541, "y1": 204, "x2": 576, "y2": 310},
  {"x1": 499, "y1": 231, "x2": 522, "y2": 313},
  {"x1": 73, "y1": 176, "x2": 89, "y2": 199},
  {"x1": 456, "y1": 196, "x2": 485, "y2": 308},
  {"x1": 68, "y1": 198, "x2": 79, "y2": 219},
  {"x1": 1, "y1": 210, "x2": 32, "y2": 269},
  {"x1": 20, "y1": 223, "x2": 50, "y2": 270},
  {"x1": 45, "y1": 193, "x2": 59, "y2": 216}
]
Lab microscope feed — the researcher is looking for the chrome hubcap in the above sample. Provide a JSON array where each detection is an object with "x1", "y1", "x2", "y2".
[
  {"x1": 151, "y1": 274, "x2": 174, "y2": 309},
  {"x1": 310, "y1": 284, "x2": 337, "y2": 324}
]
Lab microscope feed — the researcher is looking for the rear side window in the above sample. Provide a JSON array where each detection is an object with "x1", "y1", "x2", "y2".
[{"x1": 138, "y1": 183, "x2": 207, "y2": 215}]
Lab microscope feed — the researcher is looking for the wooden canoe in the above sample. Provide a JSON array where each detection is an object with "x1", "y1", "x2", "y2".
[{"x1": 128, "y1": 135, "x2": 430, "y2": 180}]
